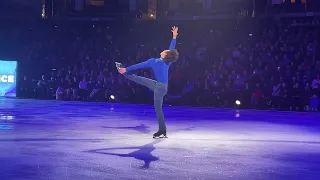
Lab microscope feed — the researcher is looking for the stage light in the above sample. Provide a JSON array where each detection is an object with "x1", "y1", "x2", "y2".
[
  {"x1": 110, "y1": 95, "x2": 115, "y2": 100},
  {"x1": 235, "y1": 100, "x2": 241, "y2": 105},
  {"x1": 0, "y1": 115, "x2": 14, "y2": 120}
]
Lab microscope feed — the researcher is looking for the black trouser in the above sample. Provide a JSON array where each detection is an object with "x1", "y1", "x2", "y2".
[{"x1": 124, "y1": 73, "x2": 168, "y2": 131}]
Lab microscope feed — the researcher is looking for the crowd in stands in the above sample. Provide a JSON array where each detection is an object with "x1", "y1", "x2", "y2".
[{"x1": 1, "y1": 16, "x2": 320, "y2": 112}]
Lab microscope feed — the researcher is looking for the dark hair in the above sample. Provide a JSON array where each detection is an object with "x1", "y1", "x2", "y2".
[{"x1": 163, "y1": 49, "x2": 179, "y2": 63}]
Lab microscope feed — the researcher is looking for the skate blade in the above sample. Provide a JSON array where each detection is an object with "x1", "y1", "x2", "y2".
[
  {"x1": 153, "y1": 135, "x2": 168, "y2": 139},
  {"x1": 115, "y1": 62, "x2": 122, "y2": 69}
]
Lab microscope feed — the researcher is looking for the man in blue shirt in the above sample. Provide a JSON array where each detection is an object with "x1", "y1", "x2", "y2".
[{"x1": 116, "y1": 26, "x2": 179, "y2": 138}]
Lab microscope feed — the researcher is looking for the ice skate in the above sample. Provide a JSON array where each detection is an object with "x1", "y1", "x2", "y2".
[
  {"x1": 153, "y1": 130, "x2": 167, "y2": 138},
  {"x1": 115, "y1": 62, "x2": 123, "y2": 70}
]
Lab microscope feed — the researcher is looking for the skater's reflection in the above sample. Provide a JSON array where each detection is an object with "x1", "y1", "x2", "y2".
[
  {"x1": 85, "y1": 139, "x2": 163, "y2": 169},
  {"x1": 101, "y1": 123, "x2": 150, "y2": 134}
]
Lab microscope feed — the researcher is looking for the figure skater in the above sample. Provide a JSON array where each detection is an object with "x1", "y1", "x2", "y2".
[{"x1": 116, "y1": 26, "x2": 179, "y2": 138}]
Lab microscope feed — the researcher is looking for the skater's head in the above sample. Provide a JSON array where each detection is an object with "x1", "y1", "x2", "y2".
[{"x1": 160, "y1": 49, "x2": 179, "y2": 63}]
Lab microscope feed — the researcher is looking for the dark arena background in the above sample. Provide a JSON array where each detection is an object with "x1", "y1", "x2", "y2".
[{"x1": 1, "y1": 0, "x2": 320, "y2": 179}]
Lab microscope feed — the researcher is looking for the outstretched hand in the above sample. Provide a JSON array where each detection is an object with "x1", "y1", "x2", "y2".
[
  {"x1": 118, "y1": 68, "x2": 126, "y2": 74},
  {"x1": 171, "y1": 26, "x2": 178, "y2": 38}
]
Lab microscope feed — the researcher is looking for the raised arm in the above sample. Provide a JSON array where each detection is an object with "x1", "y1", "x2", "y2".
[
  {"x1": 169, "y1": 26, "x2": 178, "y2": 50},
  {"x1": 169, "y1": 39, "x2": 176, "y2": 50},
  {"x1": 126, "y1": 58, "x2": 154, "y2": 72}
]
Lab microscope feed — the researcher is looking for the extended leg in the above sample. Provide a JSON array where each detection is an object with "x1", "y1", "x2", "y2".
[
  {"x1": 116, "y1": 62, "x2": 156, "y2": 90},
  {"x1": 123, "y1": 73, "x2": 156, "y2": 91}
]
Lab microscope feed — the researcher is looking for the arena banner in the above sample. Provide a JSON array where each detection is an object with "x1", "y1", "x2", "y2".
[{"x1": 0, "y1": 60, "x2": 17, "y2": 97}]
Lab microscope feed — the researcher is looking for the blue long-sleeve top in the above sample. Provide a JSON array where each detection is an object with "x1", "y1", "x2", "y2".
[{"x1": 126, "y1": 38, "x2": 176, "y2": 84}]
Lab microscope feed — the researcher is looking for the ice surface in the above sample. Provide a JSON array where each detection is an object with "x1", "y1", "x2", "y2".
[{"x1": 0, "y1": 98, "x2": 319, "y2": 180}]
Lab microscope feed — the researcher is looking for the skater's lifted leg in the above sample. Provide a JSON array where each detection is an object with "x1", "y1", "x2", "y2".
[{"x1": 116, "y1": 62, "x2": 156, "y2": 91}]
